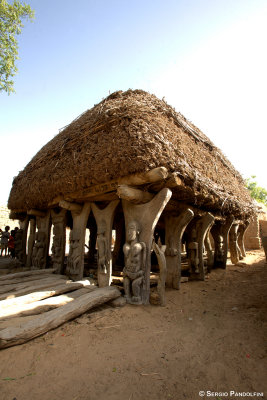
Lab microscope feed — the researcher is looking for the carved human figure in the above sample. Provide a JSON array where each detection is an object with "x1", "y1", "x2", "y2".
[
  {"x1": 188, "y1": 228, "x2": 199, "y2": 273},
  {"x1": 32, "y1": 231, "x2": 46, "y2": 268},
  {"x1": 51, "y1": 225, "x2": 62, "y2": 265},
  {"x1": 67, "y1": 230, "x2": 81, "y2": 275},
  {"x1": 123, "y1": 221, "x2": 146, "y2": 304},
  {"x1": 96, "y1": 220, "x2": 108, "y2": 274}
]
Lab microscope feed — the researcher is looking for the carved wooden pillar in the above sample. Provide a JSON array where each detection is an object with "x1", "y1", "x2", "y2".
[
  {"x1": 87, "y1": 217, "x2": 97, "y2": 265},
  {"x1": 187, "y1": 213, "x2": 215, "y2": 280},
  {"x1": 122, "y1": 188, "x2": 172, "y2": 305},
  {"x1": 92, "y1": 200, "x2": 120, "y2": 287},
  {"x1": 51, "y1": 209, "x2": 67, "y2": 274},
  {"x1": 60, "y1": 201, "x2": 91, "y2": 281},
  {"x1": 26, "y1": 217, "x2": 36, "y2": 268},
  {"x1": 165, "y1": 208, "x2": 194, "y2": 289},
  {"x1": 112, "y1": 215, "x2": 125, "y2": 268},
  {"x1": 15, "y1": 215, "x2": 29, "y2": 265},
  {"x1": 210, "y1": 216, "x2": 234, "y2": 268},
  {"x1": 229, "y1": 223, "x2": 241, "y2": 264},
  {"x1": 29, "y1": 210, "x2": 51, "y2": 269},
  {"x1": 237, "y1": 221, "x2": 249, "y2": 258},
  {"x1": 204, "y1": 229, "x2": 214, "y2": 271}
]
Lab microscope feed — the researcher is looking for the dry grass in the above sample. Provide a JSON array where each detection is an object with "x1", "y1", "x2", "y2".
[{"x1": 8, "y1": 89, "x2": 255, "y2": 218}]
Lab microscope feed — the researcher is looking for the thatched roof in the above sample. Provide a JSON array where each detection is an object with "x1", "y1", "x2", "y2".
[{"x1": 8, "y1": 89, "x2": 255, "y2": 218}]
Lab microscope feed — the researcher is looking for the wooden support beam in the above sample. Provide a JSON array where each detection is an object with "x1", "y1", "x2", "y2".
[
  {"x1": 48, "y1": 167, "x2": 168, "y2": 207},
  {"x1": 229, "y1": 223, "x2": 242, "y2": 264},
  {"x1": 59, "y1": 200, "x2": 83, "y2": 213},
  {"x1": 117, "y1": 185, "x2": 154, "y2": 204},
  {"x1": 210, "y1": 216, "x2": 234, "y2": 269},
  {"x1": 91, "y1": 200, "x2": 119, "y2": 287},
  {"x1": 237, "y1": 221, "x2": 250, "y2": 258},
  {"x1": 165, "y1": 208, "x2": 194, "y2": 289},
  {"x1": 27, "y1": 209, "x2": 46, "y2": 217},
  {"x1": 187, "y1": 213, "x2": 215, "y2": 281},
  {"x1": 122, "y1": 188, "x2": 172, "y2": 305}
]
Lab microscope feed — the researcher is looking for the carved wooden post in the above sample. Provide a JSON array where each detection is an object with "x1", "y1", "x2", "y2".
[
  {"x1": 26, "y1": 217, "x2": 36, "y2": 268},
  {"x1": 87, "y1": 218, "x2": 97, "y2": 264},
  {"x1": 122, "y1": 188, "x2": 172, "y2": 305},
  {"x1": 187, "y1": 213, "x2": 215, "y2": 280},
  {"x1": 165, "y1": 208, "x2": 194, "y2": 289},
  {"x1": 237, "y1": 221, "x2": 249, "y2": 258},
  {"x1": 60, "y1": 201, "x2": 91, "y2": 281},
  {"x1": 210, "y1": 216, "x2": 234, "y2": 268},
  {"x1": 15, "y1": 215, "x2": 29, "y2": 265},
  {"x1": 152, "y1": 240, "x2": 167, "y2": 306},
  {"x1": 229, "y1": 223, "x2": 241, "y2": 264},
  {"x1": 29, "y1": 210, "x2": 51, "y2": 269},
  {"x1": 204, "y1": 229, "x2": 214, "y2": 271},
  {"x1": 91, "y1": 200, "x2": 120, "y2": 287},
  {"x1": 112, "y1": 215, "x2": 125, "y2": 267},
  {"x1": 51, "y1": 209, "x2": 67, "y2": 274}
]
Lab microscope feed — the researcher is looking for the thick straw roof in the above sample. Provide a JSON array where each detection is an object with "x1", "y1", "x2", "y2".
[{"x1": 8, "y1": 89, "x2": 255, "y2": 218}]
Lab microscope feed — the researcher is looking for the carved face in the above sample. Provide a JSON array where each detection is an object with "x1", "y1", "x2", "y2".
[{"x1": 127, "y1": 221, "x2": 139, "y2": 241}]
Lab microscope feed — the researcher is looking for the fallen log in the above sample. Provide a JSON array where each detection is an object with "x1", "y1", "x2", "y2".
[
  {"x1": 0, "y1": 273, "x2": 67, "y2": 286},
  {"x1": 0, "y1": 280, "x2": 96, "y2": 309},
  {"x1": 0, "y1": 275, "x2": 67, "y2": 293},
  {"x1": 0, "y1": 277, "x2": 69, "y2": 300},
  {"x1": 0, "y1": 287, "x2": 96, "y2": 319},
  {"x1": 0, "y1": 286, "x2": 121, "y2": 348},
  {"x1": 0, "y1": 268, "x2": 57, "y2": 282}
]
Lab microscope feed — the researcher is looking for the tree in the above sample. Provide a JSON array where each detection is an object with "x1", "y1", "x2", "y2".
[
  {"x1": 245, "y1": 176, "x2": 267, "y2": 206},
  {"x1": 0, "y1": 0, "x2": 34, "y2": 94}
]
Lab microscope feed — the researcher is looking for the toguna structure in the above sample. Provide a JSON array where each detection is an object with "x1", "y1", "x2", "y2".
[{"x1": 8, "y1": 90, "x2": 256, "y2": 305}]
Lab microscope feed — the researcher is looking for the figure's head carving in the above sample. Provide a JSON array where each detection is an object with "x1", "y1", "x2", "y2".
[{"x1": 127, "y1": 220, "x2": 140, "y2": 241}]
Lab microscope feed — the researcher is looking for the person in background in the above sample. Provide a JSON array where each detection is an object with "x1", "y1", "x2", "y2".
[
  {"x1": 8, "y1": 230, "x2": 15, "y2": 258},
  {"x1": 0, "y1": 226, "x2": 10, "y2": 257}
]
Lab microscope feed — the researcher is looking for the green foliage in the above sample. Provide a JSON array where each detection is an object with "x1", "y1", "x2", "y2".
[
  {"x1": 245, "y1": 176, "x2": 267, "y2": 206},
  {"x1": 0, "y1": 0, "x2": 34, "y2": 94}
]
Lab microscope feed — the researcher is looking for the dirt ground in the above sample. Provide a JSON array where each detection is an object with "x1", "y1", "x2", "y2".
[{"x1": 0, "y1": 250, "x2": 266, "y2": 400}]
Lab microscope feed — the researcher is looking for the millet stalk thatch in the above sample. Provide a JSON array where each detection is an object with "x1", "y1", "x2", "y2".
[{"x1": 8, "y1": 89, "x2": 254, "y2": 218}]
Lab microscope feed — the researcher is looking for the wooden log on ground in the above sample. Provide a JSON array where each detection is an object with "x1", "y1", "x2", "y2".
[
  {"x1": 0, "y1": 275, "x2": 67, "y2": 296},
  {"x1": 0, "y1": 272, "x2": 65, "y2": 286},
  {"x1": 0, "y1": 286, "x2": 121, "y2": 349},
  {"x1": 0, "y1": 280, "x2": 95, "y2": 309},
  {"x1": 0, "y1": 287, "x2": 96, "y2": 319},
  {"x1": 0, "y1": 268, "x2": 57, "y2": 282},
  {"x1": 0, "y1": 277, "x2": 68, "y2": 300}
]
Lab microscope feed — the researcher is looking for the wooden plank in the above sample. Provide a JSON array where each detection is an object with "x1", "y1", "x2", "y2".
[
  {"x1": 0, "y1": 268, "x2": 57, "y2": 282},
  {"x1": 0, "y1": 286, "x2": 121, "y2": 348},
  {"x1": 0, "y1": 278, "x2": 72, "y2": 301},
  {"x1": 0, "y1": 280, "x2": 96, "y2": 309},
  {"x1": 0, "y1": 287, "x2": 96, "y2": 319}
]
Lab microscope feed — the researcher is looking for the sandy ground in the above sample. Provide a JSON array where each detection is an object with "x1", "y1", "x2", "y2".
[{"x1": 0, "y1": 250, "x2": 266, "y2": 400}]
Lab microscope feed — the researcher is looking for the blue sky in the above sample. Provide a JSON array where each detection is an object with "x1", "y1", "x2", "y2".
[{"x1": 1, "y1": 0, "x2": 266, "y2": 205}]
